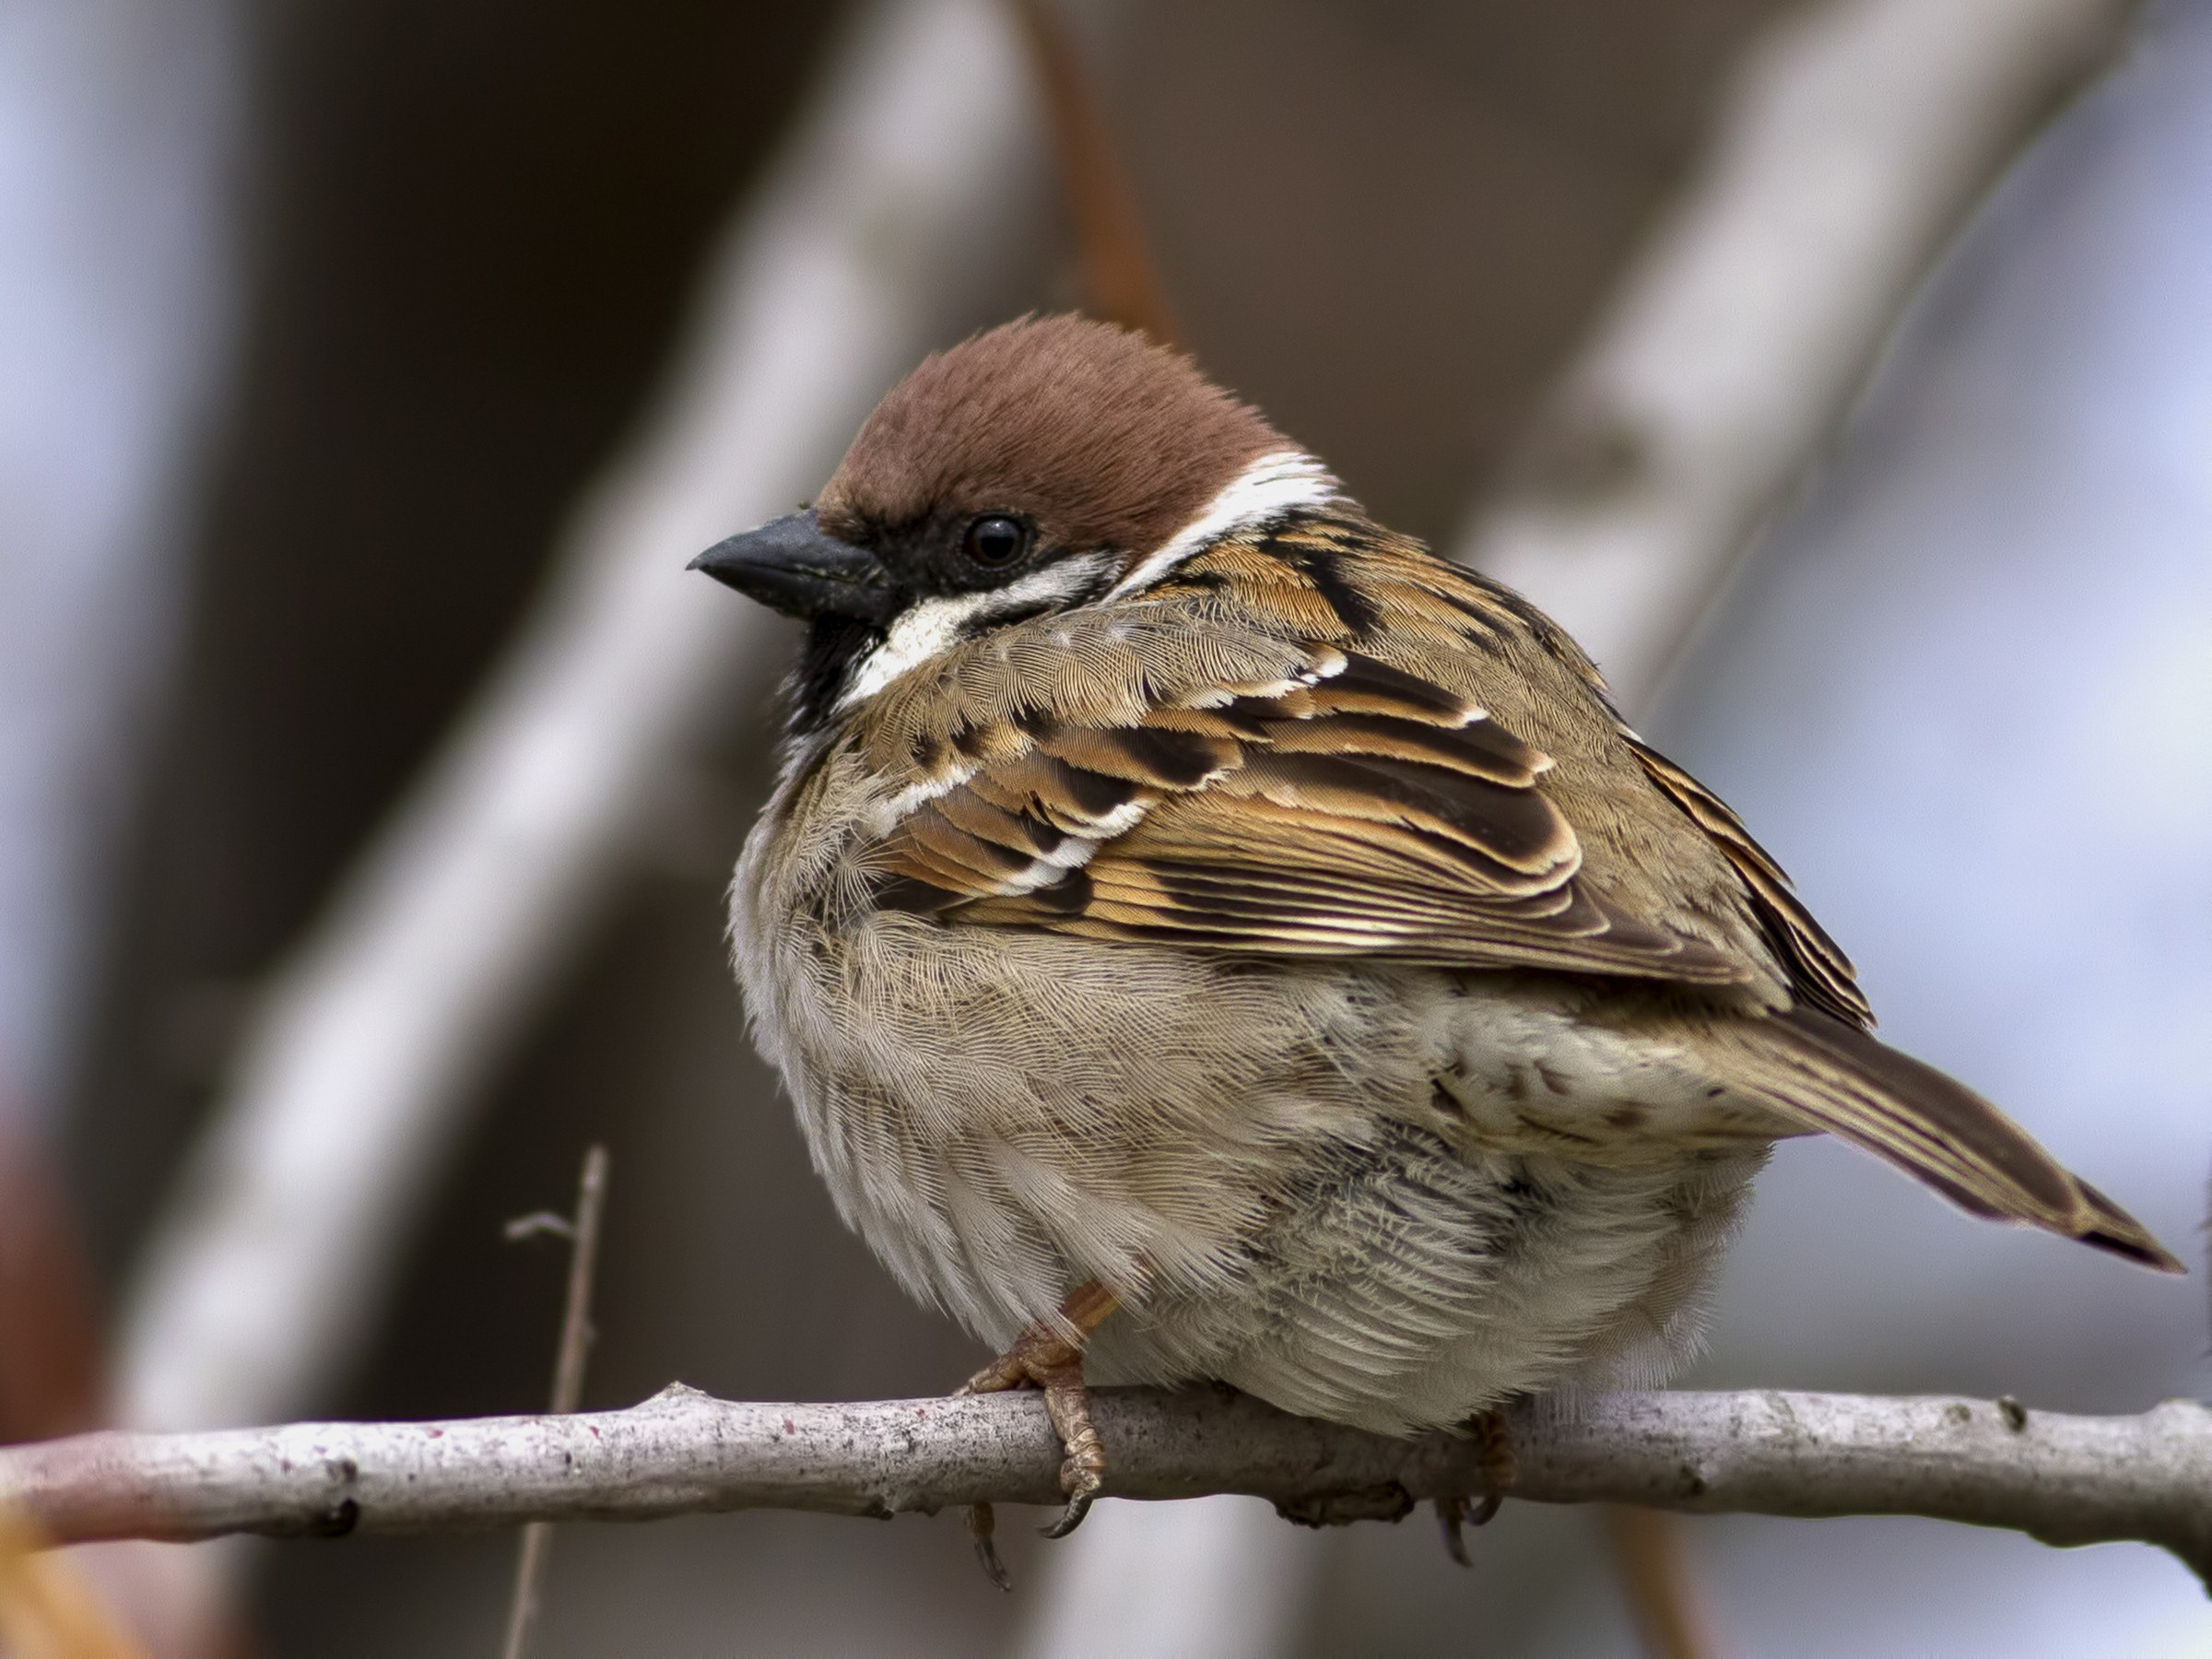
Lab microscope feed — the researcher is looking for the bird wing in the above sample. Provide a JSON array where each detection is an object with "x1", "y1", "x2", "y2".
[
  {"x1": 858, "y1": 611, "x2": 1749, "y2": 986},
  {"x1": 849, "y1": 526, "x2": 2178, "y2": 1272},
  {"x1": 1624, "y1": 735, "x2": 1875, "y2": 1028}
]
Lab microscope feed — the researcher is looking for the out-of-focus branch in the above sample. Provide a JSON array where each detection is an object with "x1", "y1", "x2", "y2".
[
  {"x1": 112, "y1": 0, "x2": 1057, "y2": 1440},
  {"x1": 4, "y1": 1389, "x2": 2208, "y2": 1587},
  {"x1": 1601, "y1": 1504, "x2": 1724, "y2": 1659},
  {"x1": 0, "y1": 1506, "x2": 144, "y2": 1659},
  {"x1": 0, "y1": 1125, "x2": 176, "y2": 1654},
  {"x1": 0, "y1": 1119, "x2": 101, "y2": 1446},
  {"x1": 1458, "y1": 0, "x2": 2140, "y2": 712},
  {"x1": 1007, "y1": 0, "x2": 1177, "y2": 343}
]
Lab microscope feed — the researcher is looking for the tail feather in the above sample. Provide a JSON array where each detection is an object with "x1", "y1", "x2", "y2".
[{"x1": 1733, "y1": 1007, "x2": 2183, "y2": 1274}]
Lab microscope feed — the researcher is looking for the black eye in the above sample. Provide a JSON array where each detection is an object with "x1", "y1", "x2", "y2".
[{"x1": 963, "y1": 513, "x2": 1028, "y2": 569}]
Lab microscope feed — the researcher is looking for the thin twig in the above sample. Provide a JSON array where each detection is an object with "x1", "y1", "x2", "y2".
[
  {"x1": 542, "y1": 1148, "x2": 610, "y2": 1421},
  {"x1": 499, "y1": 1147, "x2": 609, "y2": 1659},
  {"x1": 3, "y1": 1388, "x2": 2207, "y2": 1588}
]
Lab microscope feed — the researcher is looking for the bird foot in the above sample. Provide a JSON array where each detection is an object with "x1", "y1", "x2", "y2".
[
  {"x1": 956, "y1": 1282, "x2": 1118, "y2": 1564},
  {"x1": 1436, "y1": 1407, "x2": 1515, "y2": 1565}
]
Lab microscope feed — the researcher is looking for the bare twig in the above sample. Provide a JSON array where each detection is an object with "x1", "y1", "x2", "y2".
[
  {"x1": 2, "y1": 1389, "x2": 2206, "y2": 1588},
  {"x1": 498, "y1": 1147, "x2": 609, "y2": 1659},
  {"x1": 1456, "y1": 0, "x2": 2139, "y2": 711},
  {"x1": 1006, "y1": 0, "x2": 1176, "y2": 343}
]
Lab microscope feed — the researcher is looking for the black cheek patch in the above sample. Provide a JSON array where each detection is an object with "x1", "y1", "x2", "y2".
[{"x1": 788, "y1": 618, "x2": 885, "y2": 738}]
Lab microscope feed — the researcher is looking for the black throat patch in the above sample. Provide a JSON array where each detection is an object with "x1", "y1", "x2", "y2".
[{"x1": 786, "y1": 616, "x2": 883, "y2": 739}]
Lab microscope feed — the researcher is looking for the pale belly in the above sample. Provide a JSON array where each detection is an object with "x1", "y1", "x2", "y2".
[{"x1": 736, "y1": 892, "x2": 1773, "y2": 1433}]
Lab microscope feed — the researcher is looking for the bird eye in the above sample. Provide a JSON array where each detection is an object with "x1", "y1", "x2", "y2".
[{"x1": 963, "y1": 514, "x2": 1029, "y2": 569}]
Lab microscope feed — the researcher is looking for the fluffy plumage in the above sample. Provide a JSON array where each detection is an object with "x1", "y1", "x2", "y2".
[{"x1": 706, "y1": 315, "x2": 2179, "y2": 1449}]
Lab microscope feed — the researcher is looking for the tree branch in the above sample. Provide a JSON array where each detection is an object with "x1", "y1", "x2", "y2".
[{"x1": 4, "y1": 1387, "x2": 2206, "y2": 1587}]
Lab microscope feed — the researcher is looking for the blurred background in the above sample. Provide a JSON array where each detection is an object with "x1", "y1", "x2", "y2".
[{"x1": 0, "y1": 0, "x2": 2206, "y2": 1653}]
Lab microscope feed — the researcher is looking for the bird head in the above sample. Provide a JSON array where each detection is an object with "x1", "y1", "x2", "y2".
[{"x1": 691, "y1": 314, "x2": 1338, "y2": 731}]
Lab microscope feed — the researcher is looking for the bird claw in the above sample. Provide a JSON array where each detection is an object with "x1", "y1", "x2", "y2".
[
  {"x1": 1040, "y1": 1415, "x2": 1106, "y2": 1536},
  {"x1": 956, "y1": 1283, "x2": 1120, "y2": 1557},
  {"x1": 1434, "y1": 1409, "x2": 1513, "y2": 1564},
  {"x1": 959, "y1": 1347, "x2": 1041, "y2": 1398},
  {"x1": 1041, "y1": 1485, "x2": 1095, "y2": 1540},
  {"x1": 967, "y1": 1501, "x2": 1014, "y2": 1591},
  {"x1": 1435, "y1": 1494, "x2": 1473, "y2": 1567}
]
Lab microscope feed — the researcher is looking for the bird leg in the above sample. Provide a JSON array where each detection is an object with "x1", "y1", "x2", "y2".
[{"x1": 957, "y1": 1279, "x2": 1121, "y2": 1579}]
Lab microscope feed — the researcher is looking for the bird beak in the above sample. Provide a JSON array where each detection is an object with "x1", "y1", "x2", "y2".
[{"x1": 688, "y1": 509, "x2": 900, "y2": 626}]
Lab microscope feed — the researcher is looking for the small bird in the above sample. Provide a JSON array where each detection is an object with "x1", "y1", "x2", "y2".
[{"x1": 693, "y1": 314, "x2": 2179, "y2": 1546}]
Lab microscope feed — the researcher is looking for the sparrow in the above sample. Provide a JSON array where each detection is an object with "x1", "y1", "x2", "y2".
[{"x1": 692, "y1": 314, "x2": 2180, "y2": 1547}]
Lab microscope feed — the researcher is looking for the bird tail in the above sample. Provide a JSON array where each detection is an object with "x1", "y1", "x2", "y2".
[{"x1": 1725, "y1": 1007, "x2": 2183, "y2": 1273}]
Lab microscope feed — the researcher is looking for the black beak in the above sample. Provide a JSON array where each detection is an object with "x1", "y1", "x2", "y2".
[{"x1": 688, "y1": 509, "x2": 900, "y2": 626}]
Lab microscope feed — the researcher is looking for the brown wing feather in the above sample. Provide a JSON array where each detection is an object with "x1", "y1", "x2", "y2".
[
  {"x1": 1626, "y1": 735, "x2": 1875, "y2": 1028},
  {"x1": 869, "y1": 629, "x2": 1749, "y2": 985},
  {"x1": 849, "y1": 515, "x2": 2177, "y2": 1272}
]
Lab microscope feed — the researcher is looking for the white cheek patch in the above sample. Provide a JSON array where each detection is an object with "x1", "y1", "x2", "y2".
[
  {"x1": 836, "y1": 553, "x2": 1116, "y2": 711},
  {"x1": 841, "y1": 593, "x2": 992, "y2": 708},
  {"x1": 1109, "y1": 449, "x2": 1342, "y2": 599}
]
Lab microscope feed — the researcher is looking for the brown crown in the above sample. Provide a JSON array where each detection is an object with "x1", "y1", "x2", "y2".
[{"x1": 818, "y1": 314, "x2": 1291, "y2": 559}]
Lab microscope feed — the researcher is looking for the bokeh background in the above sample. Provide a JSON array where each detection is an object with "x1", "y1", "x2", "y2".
[{"x1": 1, "y1": 0, "x2": 2206, "y2": 1653}]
